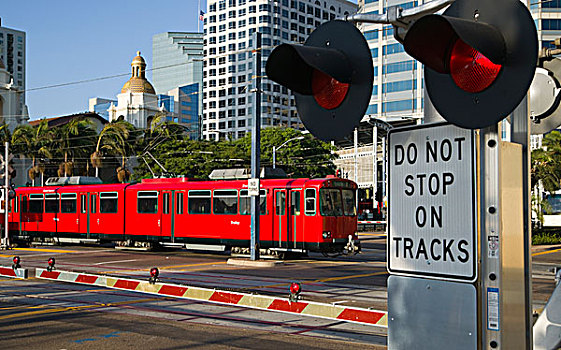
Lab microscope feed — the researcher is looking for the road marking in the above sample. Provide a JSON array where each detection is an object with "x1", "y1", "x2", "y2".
[
  {"x1": 99, "y1": 261, "x2": 226, "y2": 274},
  {"x1": 93, "y1": 259, "x2": 138, "y2": 265},
  {"x1": 533, "y1": 247, "x2": 561, "y2": 257},
  {"x1": 0, "y1": 304, "x2": 49, "y2": 310},
  {"x1": 0, "y1": 298, "x2": 160, "y2": 321},
  {"x1": 12, "y1": 248, "x2": 79, "y2": 253},
  {"x1": 313, "y1": 270, "x2": 388, "y2": 283},
  {"x1": 0, "y1": 254, "x2": 14, "y2": 258}
]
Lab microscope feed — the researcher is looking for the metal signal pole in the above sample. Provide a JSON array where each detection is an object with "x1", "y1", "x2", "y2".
[
  {"x1": 250, "y1": 32, "x2": 262, "y2": 261},
  {"x1": 3, "y1": 142, "x2": 8, "y2": 249}
]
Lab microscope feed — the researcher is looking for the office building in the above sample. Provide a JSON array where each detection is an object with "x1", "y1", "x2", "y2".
[
  {"x1": 0, "y1": 18, "x2": 28, "y2": 129},
  {"x1": 202, "y1": 0, "x2": 357, "y2": 140},
  {"x1": 157, "y1": 83, "x2": 201, "y2": 139}
]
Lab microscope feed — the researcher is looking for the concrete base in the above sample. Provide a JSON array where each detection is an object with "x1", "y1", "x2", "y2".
[{"x1": 226, "y1": 258, "x2": 284, "y2": 267}]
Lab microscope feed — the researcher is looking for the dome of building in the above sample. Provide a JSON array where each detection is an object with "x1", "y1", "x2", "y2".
[{"x1": 121, "y1": 51, "x2": 155, "y2": 94}]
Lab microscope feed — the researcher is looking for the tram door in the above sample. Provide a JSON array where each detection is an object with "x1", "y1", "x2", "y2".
[
  {"x1": 289, "y1": 189, "x2": 303, "y2": 249},
  {"x1": 78, "y1": 193, "x2": 89, "y2": 238},
  {"x1": 160, "y1": 190, "x2": 174, "y2": 240},
  {"x1": 273, "y1": 189, "x2": 287, "y2": 247},
  {"x1": 273, "y1": 189, "x2": 303, "y2": 248}
]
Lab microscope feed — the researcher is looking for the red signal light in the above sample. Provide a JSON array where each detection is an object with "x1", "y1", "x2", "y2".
[
  {"x1": 449, "y1": 39, "x2": 502, "y2": 93},
  {"x1": 13, "y1": 256, "x2": 20, "y2": 265},
  {"x1": 150, "y1": 267, "x2": 159, "y2": 278},
  {"x1": 48, "y1": 257, "x2": 55, "y2": 267},
  {"x1": 312, "y1": 69, "x2": 350, "y2": 110},
  {"x1": 290, "y1": 282, "x2": 301, "y2": 295}
]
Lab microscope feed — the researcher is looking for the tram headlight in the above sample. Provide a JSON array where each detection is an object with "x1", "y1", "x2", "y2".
[{"x1": 322, "y1": 231, "x2": 331, "y2": 239}]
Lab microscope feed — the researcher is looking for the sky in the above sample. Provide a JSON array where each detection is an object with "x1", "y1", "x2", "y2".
[{"x1": 2, "y1": 0, "x2": 208, "y2": 120}]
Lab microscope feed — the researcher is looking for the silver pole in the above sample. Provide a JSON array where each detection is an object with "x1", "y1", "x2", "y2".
[
  {"x1": 250, "y1": 32, "x2": 262, "y2": 261},
  {"x1": 4, "y1": 142, "x2": 8, "y2": 249},
  {"x1": 382, "y1": 136, "x2": 387, "y2": 219},
  {"x1": 510, "y1": 96, "x2": 532, "y2": 349},
  {"x1": 424, "y1": 87, "x2": 445, "y2": 123},
  {"x1": 373, "y1": 125, "x2": 377, "y2": 209},
  {"x1": 272, "y1": 146, "x2": 276, "y2": 169}
]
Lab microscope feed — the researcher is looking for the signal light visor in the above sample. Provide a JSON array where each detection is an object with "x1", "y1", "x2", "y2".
[
  {"x1": 312, "y1": 69, "x2": 349, "y2": 110},
  {"x1": 449, "y1": 38, "x2": 502, "y2": 93}
]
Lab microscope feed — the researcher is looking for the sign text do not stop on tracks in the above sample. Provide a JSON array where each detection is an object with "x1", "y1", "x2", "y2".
[{"x1": 388, "y1": 123, "x2": 477, "y2": 282}]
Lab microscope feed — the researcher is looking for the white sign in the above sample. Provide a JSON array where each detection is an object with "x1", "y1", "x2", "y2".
[
  {"x1": 248, "y1": 178, "x2": 260, "y2": 196},
  {"x1": 388, "y1": 124, "x2": 477, "y2": 282}
]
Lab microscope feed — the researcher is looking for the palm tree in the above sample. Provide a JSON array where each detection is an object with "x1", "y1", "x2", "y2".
[
  {"x1": 55, "y1": 118, "x2": 96, "y2": 176},
  {"x1": 91, "y1": 120, "x2": 134, "y2": 180},
  {"x1": 12, "y1": 120, "x2": 54, "y2": 186}
]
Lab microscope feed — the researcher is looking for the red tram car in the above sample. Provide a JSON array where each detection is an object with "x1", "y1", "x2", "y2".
[{"x1": 7, "y1": 176, "x2": 360, "y2": 257}]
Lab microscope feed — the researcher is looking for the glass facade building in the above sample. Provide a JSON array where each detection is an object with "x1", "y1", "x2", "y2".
[
  {"x1": 358, "y1": 0, "x2": 423, "y2": 124},
  {"x1": 158, "y1": 83, "x2": 200, "y2": 140},
  {"x1": 152, "y1": 32, "x2": 204, "y2": 138},
  {"x1": 202, "y1": 0, "x2": 357, "y2": 140}
]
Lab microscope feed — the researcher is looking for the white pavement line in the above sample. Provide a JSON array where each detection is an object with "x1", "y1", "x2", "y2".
[{"x1": 93, "y1": 259, "x2": 139, "y2": 265}]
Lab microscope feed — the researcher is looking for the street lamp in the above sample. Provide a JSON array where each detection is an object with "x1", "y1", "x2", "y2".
[{"x1": 272, "y1": 135, "x2": 305, "y2": 169}]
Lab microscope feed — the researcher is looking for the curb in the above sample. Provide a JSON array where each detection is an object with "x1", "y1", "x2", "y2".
[
  {"x1": 0, "y1": 266, "x2": 29, "y2": 279},
  {"x1": 36, "y1": 268, "x2": 387, "y2": 327}
]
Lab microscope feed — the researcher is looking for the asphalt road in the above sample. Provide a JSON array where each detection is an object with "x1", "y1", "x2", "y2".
[{"x1": 0, "y1": 233, "x2": 560, "y2": 349}]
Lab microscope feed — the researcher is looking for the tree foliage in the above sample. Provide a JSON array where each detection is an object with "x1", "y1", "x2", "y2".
[
  {"x1": 532, "y1": 131, "x2": 561, "y2": 193},
  {"x1": 8, "y1": 119, "x2": 337, "y2": 184}
]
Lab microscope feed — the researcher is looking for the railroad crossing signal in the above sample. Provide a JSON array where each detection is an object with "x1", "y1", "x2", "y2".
[
  {"x1": 400, "y1": 0, "x2": 537, "y2": 129},
  {"x1": 266, "y1": 20, "x2": 373, "y2": 141}
]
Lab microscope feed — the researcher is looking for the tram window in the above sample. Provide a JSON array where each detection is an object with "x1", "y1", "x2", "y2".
[
  {"x1": 90, "y1": 194, "x2": 97, "y2": 213},
  {"x1": 100, "y1": 192, "x2": 118, "y2": 213},
  {"x1": 163, "y1": 193, "x2": 170, "y2": 214},
  {"x1": 21, "y1": 197, "x2": 28, "y2": 213},
  {"x1": 45, "y1": 194, "x2": 60, "y2": 213},
  {"x1": 29, "y1": 194, "x2": 44, "y2": 213},
  {"x1": 188, "y1": 190, "x2": 211, "y2": 214},
  {"x1": 275, "y1": 191, "x2": 286, "y2": 215},
  {"x1": 60, "y1": 193, "x2": 77, "y2": 213},
  {"x1": 138, "y1": 191, "x2": 158, "y2": 214},
  {"x1": 304, "y1": 189, "x2": 316, "y2": 216},
  {"x1": 239, "y1": 189, "x2": 267, "y2": 215},
  {"x1": 176, "y1": 192, "x2": 184, "y2": 214},
  {"x1": 319, "y1": 189, "x2": 343, "y2": 216},
  {"x1": 213, "y1": 189, "x2": 238, "y2": 214},
  {"x1": 14, "y1": 196, "x2": 18, "y2": 213},
  {"x1": 81, "y1": 195, "x2": 87, "y2": 213},
  {"x1": 291, "y1": 191, "x2": 301, "y2": 215},
  {"x1": 342, "y1": 189, "x2": 356, "y2": 216}
]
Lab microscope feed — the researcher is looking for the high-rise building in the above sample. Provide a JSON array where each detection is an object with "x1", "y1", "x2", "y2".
[
  {"x1": 158, "y1": 83, "x2": 201, "y2": 140},
  {"x1": 0, "y1": 18, "x2": 28, "y2": 128},
  {"x1": 152, "y1": 32, "x2": 204, "y2": 94},
  {"x1": 152, "y1": 32, "x2": 204, "y2": 139},
  {"x1": 202, "y1": 0, "x2": 357, "y2": 141},
  {"x1": 358, "y1": 0, "x2": 423, "y2": 125},
  {"x1": 531, "y1": 1, "x2": 561, "y2": 56}
]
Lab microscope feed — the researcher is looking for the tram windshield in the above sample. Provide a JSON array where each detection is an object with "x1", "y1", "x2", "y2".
[{"x1": 319, "y1": 188, "x2": 356, "y2": 217}]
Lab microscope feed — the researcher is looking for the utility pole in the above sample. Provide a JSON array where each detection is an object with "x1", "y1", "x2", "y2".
[{"x1": 249, "y1": 32, "x2": 262, "y2": 261}]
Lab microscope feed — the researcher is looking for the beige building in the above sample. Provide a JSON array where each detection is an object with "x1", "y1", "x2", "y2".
[{"x1": 108, "y1": 52, "x2": 164, "y2": 128}]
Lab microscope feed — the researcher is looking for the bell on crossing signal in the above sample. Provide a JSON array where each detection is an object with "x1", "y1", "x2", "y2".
[
  {"x1": 401, "y1": 0, "x2": 537, "y2": 129},
  {"x1": 266, "y1": 20, "x2": 373, "y2": 141}
]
